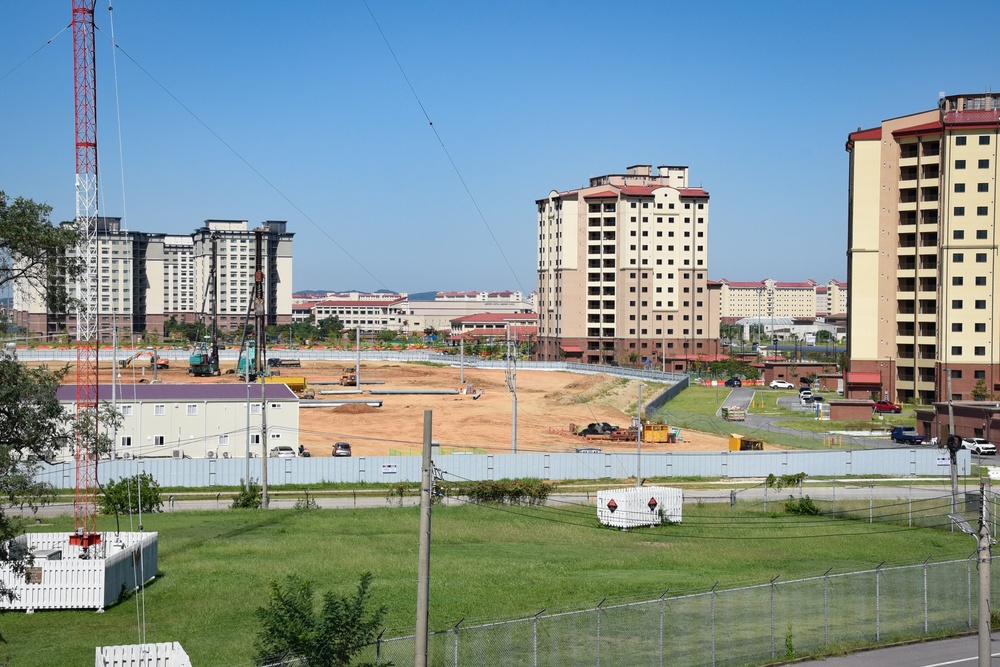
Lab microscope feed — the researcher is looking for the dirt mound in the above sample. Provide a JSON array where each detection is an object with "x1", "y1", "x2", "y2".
[{"x1": 332, "y1": 404, "x2": 377, "y2": 414}]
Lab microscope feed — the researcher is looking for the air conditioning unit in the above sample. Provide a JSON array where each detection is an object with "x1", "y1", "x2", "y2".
[
  {"x1": 172, "y1": 449, "x2": 184, "y2": 459},
  {"x1": 206, "y1": 450, "x2": 216, "y2": 459},
  {"x1": 122, "y1": 452, "x2": 132, "y2": 460},
  {"x1": 221, "y1": 451, "x2": 231, "y2": 459}
]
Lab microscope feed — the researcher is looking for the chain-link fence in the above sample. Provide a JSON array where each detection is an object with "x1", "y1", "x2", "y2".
[{"x1": 358, "y1": 557, "x2": 989, "y2": 667}]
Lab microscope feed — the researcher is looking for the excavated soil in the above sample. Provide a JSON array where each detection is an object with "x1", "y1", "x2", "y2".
[{"x1": 88, "y1": 358, "x2": 737, "y2": 457}]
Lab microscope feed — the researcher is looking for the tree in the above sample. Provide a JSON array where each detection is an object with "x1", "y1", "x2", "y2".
[
  {"x1": 99, "y1": 472, "x2": 163, "y2": 515},
  {"x1": 253, "y1": 572, "x2": 390, "y2": 667},
  {"x1": 0, "y1": 191, "x2": 82, "y2": 303},
  {"x1": 0, "y1": 351, "x2": 70, "y2": 607},
  {"x1": 972, "y1": 378, "x2": 991, "y2": 402}
]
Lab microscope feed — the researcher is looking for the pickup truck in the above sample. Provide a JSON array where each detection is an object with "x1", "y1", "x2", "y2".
[
  {"x1": 890, "y1": 426, "x2": 925, "y2": 445},
  {"x1": 267, "y1": 357, "x2": 301, "y2": 368}
]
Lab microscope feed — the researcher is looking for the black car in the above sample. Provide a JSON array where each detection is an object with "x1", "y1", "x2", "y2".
[{"x1": 724, "y1": 377, "x2": 742, "y2": 388}]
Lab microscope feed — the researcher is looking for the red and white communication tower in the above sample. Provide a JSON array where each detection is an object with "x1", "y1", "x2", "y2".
[{"x1": 70, "y1": 0, "x2": 100, "y2": 548}]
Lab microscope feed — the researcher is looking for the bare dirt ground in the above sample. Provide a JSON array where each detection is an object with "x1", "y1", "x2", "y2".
[{"x1": 90, "y1": 358, "x2": 734, "y2": 457}]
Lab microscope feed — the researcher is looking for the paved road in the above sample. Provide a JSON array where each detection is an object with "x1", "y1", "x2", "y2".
[{"x1": 791, "y1": 635, "x2": 997, "y2": 666}]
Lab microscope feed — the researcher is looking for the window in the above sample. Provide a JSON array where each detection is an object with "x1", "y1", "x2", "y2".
[
  {"x1": 954, "y1": 207, "x2": 965, "y2": 216},
  {"x1": 154, "y1": 435, "x2": 165, "y2": 447},
  {"x1": 956, "y1": 136, "x2": 967, "y2": 146},
  {"x1": 979, "y1": 159, "x2": 990, "y2": 169},
  {"x1": 955, "y1": 183, "x2": 966, "y2": 193},
  {"x1": 976, "y1": 300, "x2": 987, "y2": 309},
  {"x1": 951, "y1": 346, "x2": 963, "y2": 355},
  {"x1": 979, "y1": 183, "x2": 990, "y2": 193},
  {"x1": 120, "y1": 404, "x2": 133, "y2": 417},
  {"x1": 250, "y1": 403, "x2": 261, "y2": 415},
  {"x1": 120, "y1": 436, "x2": 132, "y2": 448},
  {"x1": 270, "y1": 402, "x2": 282, "y2": 410},
  {"x1": 953, "y1": 253, "x2": 964, "y2": 262},
  {"x1": 952, "y1": 323, "x2": 963, "y2": 332},
  {"x1": 954, "y1": 230, "x2": 965, "y2": 239},
  {"x1": 976, "y1": 323, "x2": 987, "y2": 333},
  {"x1": 186, "y1": 404, "x2": 198, "y2": 416},
  {"x1": 952, "y1": 276, "x2": 964, "y2": 286},
  {"x1": 980, "y1": 135, "x2": 991, "y2": 145},
  {"x1": 976, "y1": 370, "x2": 987, "y2": 380},
  {"x1": 952, "y1": 300, "x2": 963, "y2": 309},
  {"x1": 955, "y1": 159, "x2": 966, "y2": 169},
  {"x1": 270, "y1": 433, "x2": 281, "y2": 440},
  {"x1": 976, "y1": 276, "x2": 987, "y2": 286},
  {"x1": 975, "y1": 346, "x2": 986, "y2": 356},
  {"x1": 154, "y1": 404, "x2": 165, "y2": 416},
  {"x1": 978, "y1": 206, "x2": 989, "y2": 216},
  {"x1": 250, "y1": 434, "x2": 261, "y2": 446},
  {"x1": 218, "y1": 434, "x2": 230, "y2": 446},
  {"x1": 976, "y1": 253, "x2": 988, "y2": 262}
]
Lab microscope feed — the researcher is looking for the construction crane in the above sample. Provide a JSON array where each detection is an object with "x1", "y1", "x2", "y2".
[
  {"x1": 189, "y1": 232, "x2": 221, "y2": 376},
  {"x1": 70, "y1": 0, "x2": 100, "y2": 548}
]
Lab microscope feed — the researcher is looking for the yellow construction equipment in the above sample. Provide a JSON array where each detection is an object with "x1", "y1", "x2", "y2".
[
  {"x1": 642, "y1": 422, "x2": 674, "y2": 443},
  {"x1": 265, "y1": 376, "x2": 307, "y2": 393},
  {"x1": 340, "y1": 367, "x2": 357, "y2": 386},
  {"x1": 119, "y1": 350, "x2": 169, "y2": 369},
  {"x1": 728, "y1": 434, "x2": 763, "y2": 451}
]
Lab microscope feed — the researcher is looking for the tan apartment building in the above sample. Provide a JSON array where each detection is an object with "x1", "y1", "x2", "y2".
[
  {"x1": 714, "y1": 278, "x2": 847, "y2": 322},
  {"x1": 535, "y1": 164, "x2": 720, "y2": 366},
  {"x1": 846, "y1": 92, "x2": 1000, "y2": 402},
  {"x1": 11, "y1": 218, "x2": 294, "y2": 341}
]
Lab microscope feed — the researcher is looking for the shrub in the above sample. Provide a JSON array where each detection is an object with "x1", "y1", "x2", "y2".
[
  {"x1": 784, "y1": 495, "x2": 821, "y2": 516},
  {"x1": 455, "y1": 479, "x2": 550, "y2": 506},
  {"x1": 99, "y1": 473, "x2": 162, "y2": 515},
  {"x1": 231, "y1": 479, "x2": 262, "y2": 509}
]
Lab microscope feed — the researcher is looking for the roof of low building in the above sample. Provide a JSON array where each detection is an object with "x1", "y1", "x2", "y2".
[{"x1": 56, "y1": 383, "x2": 297, "y2": 402}]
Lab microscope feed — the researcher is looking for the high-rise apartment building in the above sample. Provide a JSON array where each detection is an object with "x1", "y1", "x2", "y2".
[
  {"x1": 11, "y1": 218, "x2": 293, "y2": 342},
  {"x1": 535, "y1": 164, "x2": 719, "y2": 367},
  {"x1": 846, "y1": 92, "x2": 1000, "y2": 402},
  {"x1": 714, "y1": 278, "x2": 847, "y2": 322}
]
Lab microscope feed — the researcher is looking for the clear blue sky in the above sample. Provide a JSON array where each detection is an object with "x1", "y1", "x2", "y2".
[{"x1": 2, "y1": 2, "x2": 998, "y2": 295}]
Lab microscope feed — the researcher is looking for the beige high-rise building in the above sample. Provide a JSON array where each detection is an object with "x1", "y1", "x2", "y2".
[
  {"x1": 846, "y1": 92, "x2": 1000, "y2": 402},
  {"x1": 535, "y1": 164, "x2": 719, "y2": 368},
  {"x1": 11, "y1": 218, "x2": 294, "y2": 341}
]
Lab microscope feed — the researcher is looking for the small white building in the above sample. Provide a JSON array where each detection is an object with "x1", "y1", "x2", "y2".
[{"x1": 56, "y1": 383, "x2": 299, "y2": 459}]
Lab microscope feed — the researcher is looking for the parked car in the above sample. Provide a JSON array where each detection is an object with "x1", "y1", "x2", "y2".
[
  {"x1": 724, "y1": 377, "x2": 742, "y2": 388},
  {"x1": 873, "y1": 400, "x2": 902, "y2": 414},
  {"x1": 769, "y1": 380, "x2": 794, "y2": 389},
  {"x1": 962, "y1": 438, "x2": 997, "y2": 455},
  {"x1": 799, "y1": 390, "x2": 813, "y2": 402},
  {"x1": 269, "y1": 445, "x2": 296, "y2": 458},
  {"x1": 333, "y1": 441, "x2": 352, "y2": 457}
]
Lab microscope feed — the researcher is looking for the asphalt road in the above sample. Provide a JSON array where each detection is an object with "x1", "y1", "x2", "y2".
[{"x1": 791, "y1": 635, "x2": 998, "y2": 666}]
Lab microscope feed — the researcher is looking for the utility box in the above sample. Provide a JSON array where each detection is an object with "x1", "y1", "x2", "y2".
[{"x1": 596, "y1": 486, "x2": 682, "y2": 529}]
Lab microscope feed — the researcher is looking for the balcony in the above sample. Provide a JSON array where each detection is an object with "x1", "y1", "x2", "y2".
[
  {"x1": 899, "y1": 211, "x2": 917, "y2": 227},
  {"x1": 920, "y1": 210, "x2": 939, "y2": 226},
  {"x1": 897, "y1": 300, "x2": 915, "y2": 315},
  {"x1": 920, "y1": 186, "x2": 939, "y2": 203},
  {"x1": 897, "y1": 323, "x2": 915, "y2": 337},
  {"x1": 899, "y1": 188, "x2": 918, "y2": 204}
]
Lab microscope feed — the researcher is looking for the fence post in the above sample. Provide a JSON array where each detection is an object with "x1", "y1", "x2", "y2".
[
  {"x1": 869, "y1": 483, "x2": 874, "y2": 524},
  {"x1": 770, "y1": 575, "x2": 780, "y2": 659},
  {"x1": 875, "y1": 561, "x2": 885, "y2": 642},
  {"x1": 823, "y1": 567, "x2": 832, "y2": 648},
  {"x1": 923, "y1": 557, "x2": 930, "y2": 635},
  {"x1": 908, "y1": 484, "x2": 912, "y2": 527},
  {"x1": 711, "y1": 582, "x2": 719, "y2": 667},
  {"x1": 968, "y1": 554, "x2": 974, "y2": 628},
  {"x1": 453, "y1": 618, "x2": 463, "y2": 667},
  {"x1": 533, "y1": 609, "x2": 544, "y2": 667},
  {"x1": 596, "y1": 598, "x2": 606, "y2": 667},
  {"x1": 658, "y1": 590, "x2": 668, "y2": 667},
  {"x1": 375, "y1": 628, "x2": 385, "y2": 665}
]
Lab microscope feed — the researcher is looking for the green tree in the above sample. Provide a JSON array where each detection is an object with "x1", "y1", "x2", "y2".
[
  {"x1": 253, "y1": 572, "x2": 390, "y2": 667},
  {"x1": 99, "y1": 472, "x2": 163, "y2": 515},
  {"x1": 972, "y1": 378, "x2": 991, "y2": 401},
  {"x1": 0, "y1": 351, "x2": 70, "y2": 607},
  {"x1": 376, "y1": 329, "x2": 396, "y2": 343}
]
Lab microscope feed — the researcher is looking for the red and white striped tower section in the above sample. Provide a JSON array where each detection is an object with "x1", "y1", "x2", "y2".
[{"x1": 70, "y1": 0, "x2": 100, "y2": 548}]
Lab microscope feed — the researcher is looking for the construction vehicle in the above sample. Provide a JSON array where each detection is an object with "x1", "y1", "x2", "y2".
[
  {"x1": 119, "y1": 350, "x2": 169, "y2": 369},
  {"x1": 340, "y1": 367, "x2": 357, "y2": 386},
  {"x1": 264, "y1": 376, "x2": 313, "y2": 399},
  {"x1": 237, "y1": 336, "x2": 268, "y2": 382},
  {"x1": 728, "y1": 434, "x2": 763, "y2": 451},
  {"x1": 189, "y1": 233, "x2": 221, "y2": 377}
]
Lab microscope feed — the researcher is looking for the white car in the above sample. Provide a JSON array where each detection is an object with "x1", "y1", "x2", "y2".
[
  {"x1": 961, "y1": 438, "x2": 996, "y2": 455},
  {"x1": 770, "y1": 380, "x2": 794, "y2": 389},
  {"x1": 799, "y1": 390, "x2": 813, "y2": 402},
  {"x1": 269, "y1": 445, "x2": 296, "y2": 458}
]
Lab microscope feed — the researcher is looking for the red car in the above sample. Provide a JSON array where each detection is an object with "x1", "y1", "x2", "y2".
[{"x1": 873, "y1": 400, "x2": 902, "y2": 414}]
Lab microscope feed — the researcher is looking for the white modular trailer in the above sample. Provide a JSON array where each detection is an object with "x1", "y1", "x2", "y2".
[
  {"x1": 1, "y1": 532, "x2": 157, "y2": 612},
  {"x1": 596, "y1": 486, "x2": 682, "y2": 529},
  {"x1": 96, "y1": 642, "x2": 191, "y2": 667}
]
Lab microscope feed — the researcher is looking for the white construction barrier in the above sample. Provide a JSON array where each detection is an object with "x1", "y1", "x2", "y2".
[
  {"x1": 96, "y1": 642, "x2": 191, "y2": 667},
  {"x1": 596, "y1": 486, "x2": 683, "y2": 529},
  {"x1": 1, "y1": 532, "x2": 157, "y2": 612}
]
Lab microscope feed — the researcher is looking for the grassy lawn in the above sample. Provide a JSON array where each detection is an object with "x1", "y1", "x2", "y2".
[{"x1": 2, "y1": 502, "x2": 973, "y2": 666}]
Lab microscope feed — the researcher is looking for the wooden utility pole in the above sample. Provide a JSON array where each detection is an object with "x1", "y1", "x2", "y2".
[
  {"x1": 978, "y1": 477, "x2": 991, "y2": 667},
  {"x1": 415, "y1": 410, "x2": 433, "y2": 667}
]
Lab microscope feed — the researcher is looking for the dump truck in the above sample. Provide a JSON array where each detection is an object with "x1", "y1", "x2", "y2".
[
  {"x1": 729, "y1": 434, "x2": 763, "y2": 451},
  {"x1": 721, "y1": 406, "x2": 746, "y2": 421}
]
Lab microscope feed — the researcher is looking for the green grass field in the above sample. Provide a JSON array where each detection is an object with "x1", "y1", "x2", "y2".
[{"x1": 2, "y1": 500, "x2": 974, "y2": 667}]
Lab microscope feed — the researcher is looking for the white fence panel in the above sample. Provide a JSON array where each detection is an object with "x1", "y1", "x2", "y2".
[
  {"x1": 96, "y1": 642, "x2": 191, "y2": 667},
  {"x1": 597, "y1": 486, "x2": 683, "y2": 528}
]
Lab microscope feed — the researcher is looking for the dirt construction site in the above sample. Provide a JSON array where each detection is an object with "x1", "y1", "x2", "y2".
[{"x1": 94, "y1": 358, "x2": 736, "y2": 457}]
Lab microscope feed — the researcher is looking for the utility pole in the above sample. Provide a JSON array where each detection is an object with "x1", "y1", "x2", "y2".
[
  {"x1": 506, "y1": 324, "x2": 517, "y2": 453},
  {"x1": 355, "y1": 327, "x2": 361, "y2": 385},
  {"x1": 978, "y1": 476, "x2": 991, "y2": 667},
  {"x1": 636, "y1": 383, "x2": 642, "y2": 487},
  {"x1": 415, "y1": 410, "x2": 433, "y2": 667},
  {"x1": 253, "y1": 228, "x2": 268, "y2": 508},
  {"x1": 946, "y1": 369, "x2": 959, "y2": 515},
  {"x1": 460, "y1": 338, "x2": 465, "y2": 384}
]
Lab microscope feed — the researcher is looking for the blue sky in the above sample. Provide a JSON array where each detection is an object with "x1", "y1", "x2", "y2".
[{"x1": 2, "y1": 2, "x2": 998, "y2": 295}]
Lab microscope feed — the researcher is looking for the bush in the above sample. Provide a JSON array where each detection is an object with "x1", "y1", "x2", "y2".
[
  {"x1": 293, "y1": 492, "x2": 319, "y2": 511},
  {"x1": 784, "y1": 495, "x2": 821, "y2": 516},
  {"x1": 99, "y1": 473, "x2": 162, "y2": 515},
  {"x1": 231, "y1": 479, "x2": 262, "y2": 509},
  {"x1": 454, "y1": 479, "x2": 550, "y2": 506}
]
